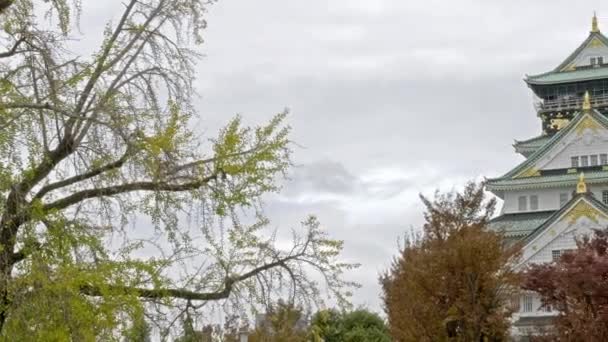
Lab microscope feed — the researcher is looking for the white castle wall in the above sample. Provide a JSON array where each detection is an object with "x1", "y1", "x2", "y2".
[
  {"x1": 501, "y1": 185, "x2": 608, "y2": 214},
  {"x1": 534, "y1": 125, "x2": 608, "y2": 170}
]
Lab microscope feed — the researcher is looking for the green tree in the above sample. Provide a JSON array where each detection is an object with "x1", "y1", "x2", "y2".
[
  {"x1": 0, "y1": 0, "x2": 357, "y2": 339},
  {"x1": 310, "y1": 308, "x2": 390, "y2": 342},
  {"x1": 249, "y1": 301, "x2": 309, "y2": 342},
  {"x1": 381, "y1": 182, "x2": 521, "y2": 342}
]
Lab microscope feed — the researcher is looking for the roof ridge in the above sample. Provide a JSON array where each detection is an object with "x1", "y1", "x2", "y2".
[
  {"x1": 526, "y1": 66, "x2": 608, "y2": 85},
  {"x1": 514, "y1": 134, "x2": 550, "y2": 146}
]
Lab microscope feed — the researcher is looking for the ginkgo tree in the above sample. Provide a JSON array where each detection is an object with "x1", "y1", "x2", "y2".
[{"x1": 0, "y1": 0, "x2": 357, "y2": 339}]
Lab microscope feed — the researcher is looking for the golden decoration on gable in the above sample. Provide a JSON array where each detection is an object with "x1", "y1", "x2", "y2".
[
  {"x1": 575, "y1": 115, "x2": 602, "y2": 136},
  {"x1": 583, "y1": 91, "x2": 592, "y2": 110},
  {"x1": 563, "y1": 200, "x2": 608, "y2": 225},
  {"x1": 550, "y1": 118, "x2": 570, "y2": 130},
  {"x1": 514, "y1": 167, "x2": 540, "y2": 179},
  {"x1": 576, "y1": 172, "x2": 587, "y2": 194},
  {"x1": 589, "y1": 37, "x2": 604, "y2": 48},
  {"x1": 560, "y1": 63, "x2": 577, "y2": 72},
  {"x1": 592, "y1": 12, "x2": 600, "y2": 33}
]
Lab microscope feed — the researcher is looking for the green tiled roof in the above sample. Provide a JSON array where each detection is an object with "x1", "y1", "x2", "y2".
[
  {"x1": 515, "y1": 134, "x2": 551, "y2": 146},
  {"x1": 513, "y1": 135, "x2": 551, "y2": 157},
  {"x1": 526, "y1": 66, "x2": 608, "y2": 85},
  {"x1": 487, "y1": 169, "x2": 608, "y2": 191},
  {"x1": 489, "y1": 210, "x2": 555, "y2": 238}
]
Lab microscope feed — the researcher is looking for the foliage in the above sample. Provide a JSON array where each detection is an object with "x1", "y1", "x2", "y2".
[
  {"x1": 380, "y1": 182, "x2": 521, "y2": 342},
  {"x1": 248, "y1": 300, "x2": 309, "y2": 342},
  {"x1": 310, "y1": 308, "x2": 390, "y2": 342},
  {"x1": 522, "y1": 229, "x2": 608, "y2": 342},
  {"x1": 0, "y1": 0, "x2": 358, "y2": 339}
]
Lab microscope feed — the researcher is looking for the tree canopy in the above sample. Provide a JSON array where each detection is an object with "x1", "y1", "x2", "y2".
[
  {"x1": 248, "y1": 300, "x2": 309, "y2": 342},
  {"x1": 310, "y1": 308, "x2": 390, "y2": 342},
  {"x1": 381, "y1": 182, "x2": 521, "y2": 342},
  {"x1": 0, "y1": 0, "x2": 357, "y2": 339}
]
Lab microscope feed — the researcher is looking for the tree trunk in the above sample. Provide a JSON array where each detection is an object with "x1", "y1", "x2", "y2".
[
  {"x1": 0, "y1": 249, "x2": 14, "y2": 333},
  {"x1": 0, "y1": 0, "x2": 12, "y2": 14}
]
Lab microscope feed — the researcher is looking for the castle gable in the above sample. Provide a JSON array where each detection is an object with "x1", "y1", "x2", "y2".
[
  {"x1": 534, "y1": 114, "x2": 608, "y2": 170},
  {"x1": 519, "y1": 195, "x2": 608, "y2": 267},
  {"x1": 555, "y1": 33, "x2": 608, "y2": 71},
  {"x1": 498, "y1": 109, "x2": 608, "y2": 180}
]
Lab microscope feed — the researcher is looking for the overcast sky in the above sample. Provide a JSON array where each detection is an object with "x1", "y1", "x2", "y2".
[
  {"x1": 77, "y1": 0, "x2": 608, "y2": 313},
  {"x1": 187, "y1": 0, "x2": 608, "y2": 311}
]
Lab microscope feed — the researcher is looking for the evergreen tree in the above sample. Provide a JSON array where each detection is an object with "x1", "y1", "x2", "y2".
[{"x1": 310, "y1": 308, "x2": 390, "y2": 342}]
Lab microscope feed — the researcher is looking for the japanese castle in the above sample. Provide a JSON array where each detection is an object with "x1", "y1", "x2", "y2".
[{"x1": 487, "y1": 14, "x2": 608, "y2": 338}]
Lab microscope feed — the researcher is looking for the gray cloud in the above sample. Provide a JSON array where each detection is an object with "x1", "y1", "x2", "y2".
[{"x1": 284, "y1": 160, "x2": 359, "y2": 196}]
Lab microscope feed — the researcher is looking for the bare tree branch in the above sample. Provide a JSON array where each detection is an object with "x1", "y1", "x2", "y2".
[
  {"x1": 0, "y1": 38, "x2": 25, "y2": 58},
  {"x1": 80, "y1": 254, "x2": 301, "y2": 301},
  {"x1": 43, "y1": 172, "x2": 222, "y2": 211},
  {"x1": 34, "y1": 147, "x2": 135, "y2": 200}
]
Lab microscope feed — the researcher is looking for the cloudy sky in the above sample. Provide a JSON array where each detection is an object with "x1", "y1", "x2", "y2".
[
  {"x1": 74, "y1": 0, "x2": 608, "y2": 312},
  {"x1": 183, "y1": 0, "x2": 608, "y2": 311},
  {"x1": 193, "y1": 0, "x2": 608, "y2": 311}
]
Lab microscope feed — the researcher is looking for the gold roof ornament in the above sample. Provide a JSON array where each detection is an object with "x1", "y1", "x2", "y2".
[
  {"x1": 592, "y1": 12, "x2": 600, "y2": 32},
  {"x1": 577, "y1": 172, "x2": 588, "y2": 194},
  {"x1": 583, "y1": 91, "x2": 592, "y2": 110}
]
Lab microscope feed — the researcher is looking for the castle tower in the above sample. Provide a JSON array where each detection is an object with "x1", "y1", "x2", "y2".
[
  {"x1": 486, "y1": 14, "x2": 608, "y2": 337},
  {"x1": 526, "y1": 12, "x2": 608, "y2": 137}
]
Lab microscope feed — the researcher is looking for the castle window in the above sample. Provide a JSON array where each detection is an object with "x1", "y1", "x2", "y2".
[
  {"x1": 530, "y1": 195, "x2": 539, "y2": 210},
  {"x1": 552, "y1": 250, "x2": 562, "y2": 261},
  {"x1": 553, "y1": 249, "x2": 574, "y2": 262},
  {"x1": 601, "y1": 154, "x2": 608, "y2": 165},
  {"x1": 591, "y1": 154, "x2": 599, "y2": 166},
  {"x1": 510, "y1": 295, "x2": 521, "y2": 312},
  {"x1": 571, "y1": 156, "x2": 579, "y2": 167},
  {"x1": 560, "y1": 193, "x2": 569, "y2": 207},
  {"x1": 522, "y1": 295, "x2": 533, "y2": 312},
  {"x1": 603, "y1": 190, "x2": 608, "y2": 205},
  {"x1": 581, "y1": 155, "x2": 589, "y2": 167},
  {"x1": 518, "y1": 196, "x2": 527, "y2": 211}
]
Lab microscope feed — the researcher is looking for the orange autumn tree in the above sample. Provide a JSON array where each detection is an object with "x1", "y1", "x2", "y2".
[{"x1": 381, "y1": 182, "x2": 521, "y2": 342}]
